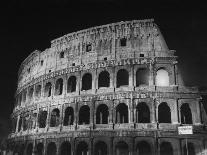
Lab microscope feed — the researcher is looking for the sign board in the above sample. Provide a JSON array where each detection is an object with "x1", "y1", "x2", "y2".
[{"x1": 178, "y1": 126, "x2": 193, "y2": 135}]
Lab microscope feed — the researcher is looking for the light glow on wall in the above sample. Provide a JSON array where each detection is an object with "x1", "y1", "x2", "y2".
[{"x1": 156, "y1": 69, "x2": 169, "y2": 86}]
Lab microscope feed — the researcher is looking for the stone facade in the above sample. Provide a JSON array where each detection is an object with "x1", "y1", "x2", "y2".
[{"x1": 7, "y1": 19, "x2": 207, "y2": 155}]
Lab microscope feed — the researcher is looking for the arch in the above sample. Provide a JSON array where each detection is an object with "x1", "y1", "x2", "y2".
[
  {"x1": 36, "y1": 143, "x2": 44, "y2": 155},
  {"x1": 117, "y1": 69, "x2": 129, "y2": 87},
  {"x1": 183, "y1": 142, "x2": 195, "y2": 155},
  {"x1": 35, "y1": 85, "x2": 42, "y2": 97},
  {"x1": 45, "y1": 82, "x2": 52, "y2": 97},
  {"x1": 96, "y1": 104, "x2": 109, "y2": 124},
  {"x1": 26, "y1": 143, "x2": 33, "y2": 155},
  {"x1": 136, "y1": 141, "x2": 151, "y2": 155},
  {"x1": 82, "y1": 73, "x2": 92, "y2": 91},
  {"x1": 160, "y1": 142, "x2": 173, "y2": 155},
  {"x1": 79, "y1": 105, "x2": 90, "y2": 124},
  {"x1": 158, "y1": 102, "x2": 171, "y2": 123},
  {"x1": 156, "y1": 68, "x2": 170, "y2": 86},
  {"x1": 60, "y1": 51, "x2": 64, "y2": 58},
  {"x1": 76, "y1": 141, "x2": 88, "y2": 155},
  {"x1": 116, "y1": 103, "x2": 128, "y2": 123},
  {"x1": 28, "y1": 87, "x2": 34, "y2": 100},
  {"x1": 60, "y1": 141, "x2": 71, "y2": 155},
  {"x1": 98, "y1": 71, "x2": 110, "y2": 88},
  {"x1": 67, "y1": 76, "x2": 76, "y2": 93},
  {"x1": 22, "y1": 90, "x2": 27, "y2": 103},
  {"x1": 50, "y1": 108, "x2": 60, "y2": 127},
  {"x1": 38, "y1": 110, "x2": 47, "y2": 128},
  {"x1": 136, "y1": 68, "x2": 149, "y2": 86},
  {"x1": 55, "y1": 78, "x2": 63, "y2": 95},
  {"x1": 136, "y1": 102, "x2": 150, "y2": 123},
  {"x1": 181, "y1": 103, "x2": 193, "y2": 124},
  {"x1": 63, "y1": 107, "x2": 74, "y2": 126},
  {"x1": 115, "y1": 141, "x2": 129, "y2": 155},
  {"x1": 94, "y1": 141, "x2": 107, "y2": 155},
  {"x1": 47, "y1": 142, "x2": 57, "y2": 155},
  {"x1": 18, "y1": 116, "x2": 22, "y2": 132}
]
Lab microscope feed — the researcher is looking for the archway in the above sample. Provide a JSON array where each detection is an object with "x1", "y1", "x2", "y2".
[
  {"x1": 26, "y1": 143, "x2": 33, "y2": 155},
  {"x1": 47, "y1": 142, "x2": 57, "y2": 155},
  {"x1": 55, "y1": 78, "x2": 63, "y2": 95},
  {"x1": 160, "y1": 142, "x2": 173, "y2": 155},
  {"x1": 96, "y1": 104, "x2": 109, "y2": 124},
  {"x1": 156, "y1": 69, "x2": 169, "y2": 86},
  {"x1": 98, "y1": 71, "x2": 110, "y2": 88},
  {"x1": 63, "y1": 107, "x2": 74, "y2": 126},
  {"x1": 136, "y1": 141, "x2": 151, "y2": 155},
  {"x1": 82, "y1": 73, "x2": 92, "y2": 91},
  {"x1": 36, "y1": 143, "x2": 43, "y2": 155},
  {"x1": 79, "y1": 105, "x2": 90, "y2": 125},
  {"x1": 50, "y1": 108, "x2": 60, "y2": 127},
  {"x1": 136, "y1": 102, "x2": 150, "y2": 123},
  {"x1": 115, "y1": 141, "x2": 129, "y2": 155},
  {"x1": 45, "y1": 82, "x2": 52, "y2": 97},
  {"x1": 117, "y1": 69, "x2": 129, "y2": 87},
  {"x1": 67, "y1": 76, "x2": 76, "y2": 93},
  {"x1": 158, "y1": 102, "x2": 171, "y2": 123},
  {"x1": 116, "y1": 103, "x2": 128, "y2": 123},
  {"x1": 60, "y1": 141, "x2": 71, "y2": 155},
  {"x1": 181, "y1": 103, "x2": 193, "y2": 124},
  {"x1": 94, "y1": 141, "x2": 107, "y2": 155},
  {"x1": 136, "y1": 68, "x2": 149, "y2": 86},
  {"x1": 76, "y1": 141, "x2": 88, "y2": 155}
]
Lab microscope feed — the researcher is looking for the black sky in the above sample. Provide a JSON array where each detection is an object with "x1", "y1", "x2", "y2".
[{"x1": 0, "y1": 0, "x2": 207, "y2": 136}]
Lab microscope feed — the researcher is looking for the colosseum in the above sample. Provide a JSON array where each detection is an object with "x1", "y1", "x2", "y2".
[{"x1": 6, "y1": 19, "x2": 207, "y2": 155}]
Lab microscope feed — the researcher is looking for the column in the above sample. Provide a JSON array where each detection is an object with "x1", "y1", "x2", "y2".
[{"x1": 15, "y1": 115, "x2": 20, "y2": 133}]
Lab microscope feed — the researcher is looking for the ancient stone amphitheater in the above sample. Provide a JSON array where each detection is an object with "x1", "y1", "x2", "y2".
[{"x1": 7, "y1": 19, "x2": 207, "y2": 155}]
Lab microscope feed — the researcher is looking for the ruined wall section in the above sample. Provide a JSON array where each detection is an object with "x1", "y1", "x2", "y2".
[{"x1": 17, "y1": 19, "x2": 173, "y2": 92}]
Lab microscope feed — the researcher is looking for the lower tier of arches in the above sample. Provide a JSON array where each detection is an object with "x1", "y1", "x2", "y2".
[{"x1": 7, "y1": 133, "x2": 207, "y2": 155}]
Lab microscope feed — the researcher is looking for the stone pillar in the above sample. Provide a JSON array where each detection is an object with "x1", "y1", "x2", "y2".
[{"x1": 46, "y1": 105, "x2": 50, "y2": 131}]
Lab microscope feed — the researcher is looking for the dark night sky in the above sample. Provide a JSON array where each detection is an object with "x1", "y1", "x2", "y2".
[{"x1": 0, "y1": 0, "x2": 207, "y2": 137}]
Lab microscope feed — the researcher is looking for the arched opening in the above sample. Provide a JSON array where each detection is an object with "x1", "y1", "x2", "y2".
[
  {"x1": 156, "y1": 68, "x2": 170, "y2": 86},
  {"x1": 116, "y1": 103, "x2": 128, "y2": 123},
  {"x1": 45, "y1": 82, "x2": 52, "y2": 97},
  {"x1": 50, "y1": 108, "x2": 60, "y2": 127},
  {"x1": 19, "y1": 144, "x2": 25, "y2": 155},
  {"x1": 63, "y1": 107, "x2": 74, "y2": 126},
  {"x1": 28, "y1": 87, "x2": 34, "y2": 101},
  {"x1": 82, "y1": 73, "x2": 92, "y2": 91},
  {"x1": 158, "y1": 102, "x2": 171, "y2": 123},
  {"x1": 22, "y1": 90, "x2": 27, "y2": 103},
  {"x1": 98, "y1": 71, "x2": 110, "y2": 88},
  {"x1": 94, "y1": 141, "x2": 107, "y2": 155},
  {"x1": 36, "y1": 143, "x2": 43, "y2": 155},
  {"x1": 47, "y1": 142, "x2": 57, "y2": 155},
  {"x1": 117, "y1": 69, "x2": 129, "y2": 88},
  {"x1": 136, "y1": 102, "x2": 150, "y2": 123},
  {"x1": 96, "y1": 104, "x2": 109, "y2": 124},
  {"x1": 23, "y1": 116, "x2": 28, "y2": 131},
  {"x1": 136, "y1": 68, "x2": 149, "y2": 86},
  {"x1": 183, "y1": 142, "x2": 195, "y2": 155},
  {"x1": 18, "y1": 116, "x2": 22, "y2": 132},
  {"x1": 79, "y1": 105, "x2": 90, "y2": 125},
  {"x1": 26, "y1": 143, "x2": 33, "y2": 155},
  {"x1": 38, "y1": 110, "x2": 47, "y2": 128},
  {"x1": 55, "y1": 78, "x2": 63, "y2": 95},
  {"x1": 60, "y1": 51, "x2": 64, "y2": 58},
  {"x1": 181, "y1": 103, "x2": 193, "y2": 124},
  {"x1": 76, "y1": 141, "x2": 88, "y2": 155},
  {"x1": 60, "y1": 141, "x2": 71, "y2": 155},
  {"x1": 115, "y1": 141, "x2": 129, "y2": 155},
  {"x1": 136, "y1": 141, "x2": 151, "y2": 155},
  {"x1": 160, "y1": 142, "x2": 173, "y2": 155},
  {"x1": 35, "y1": 85, "x2": 41, "y2": 97},
  {"x1": 67, "y1": 76, "x2": 76, "y2": 93}
]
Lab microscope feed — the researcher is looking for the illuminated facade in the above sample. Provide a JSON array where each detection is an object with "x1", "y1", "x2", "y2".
[{"x1": 7, "y1": 19, "x2": 207, "y2": 155}]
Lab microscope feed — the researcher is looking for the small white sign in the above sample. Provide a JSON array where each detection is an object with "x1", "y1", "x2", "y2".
[{"x1": 178, "y1": 126, "x2": 193, "y2": 135}]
